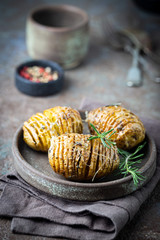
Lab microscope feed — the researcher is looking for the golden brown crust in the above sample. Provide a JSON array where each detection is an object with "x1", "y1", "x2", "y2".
[
  {"x1": 48, "y1": 133, "x2": 120, "y2": 181},
  {"x1": 23, "y1": 113, "x2": 52, "y2": 152},
  {"x1": 87, "y1": 105, "x2": 145, "y2": 150},
  {"x1": 43, "y1": 106, "x2": 83, "y2": 135},
  {"x1": 23, "y1": 107, "x2": 83, "y2": 152}
]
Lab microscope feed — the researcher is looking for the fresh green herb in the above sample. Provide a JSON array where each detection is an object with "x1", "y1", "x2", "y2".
[
  {"x1": 118, "y1": 142, "x2": 146, "y2": 186},
  {"x1": 88, "y1": 123, "x2": 116, "y2": 149},
  {"x1": 105, "y1": 103, "x2": 121, "y2": 107},
  {"x1": 88, "y1": 123, "x2": 146, "y2": 186}
]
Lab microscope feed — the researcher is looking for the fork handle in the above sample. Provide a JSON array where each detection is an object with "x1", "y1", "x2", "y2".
[
  {"x1": 125, "y1": 45, "x2": 160, "y2": 83},
  {"x1": 132, "y1": 47, "x2": 139, "y2": 67}
]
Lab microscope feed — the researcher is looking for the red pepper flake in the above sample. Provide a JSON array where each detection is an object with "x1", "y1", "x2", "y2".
[
  {"x1": 24, "y1": 73, "x2": 30, "y2": 79},
  {"x1": 39, "y1": 67, "x2": 44, "y2": 73},
  {"x1": 48, "y1": 76, "x2": 53, "y2": 81},
  {"x1": 19, "y1": 66, "x2": 59, "y2": 83},
  {"x1": 43, "y1": 72, "x2": 48, "y2": 77}
]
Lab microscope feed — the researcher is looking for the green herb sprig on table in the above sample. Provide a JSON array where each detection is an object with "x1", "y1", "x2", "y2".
[{"x1": 88, "y1": 123, "x2": 146, "y2": 186}]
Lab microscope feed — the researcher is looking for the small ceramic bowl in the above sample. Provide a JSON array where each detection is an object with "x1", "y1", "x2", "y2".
[
  {"x1": 26, "y1": 5, "x2": 89, "y2": 69},
  {"x1": 15, "y1": 60, "x2": 64, "y2": 96}
]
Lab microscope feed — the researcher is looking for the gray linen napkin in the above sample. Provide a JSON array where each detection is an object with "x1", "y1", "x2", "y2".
[{"x1": 0, "y1": 98, "x2": 160, "y2": 240}]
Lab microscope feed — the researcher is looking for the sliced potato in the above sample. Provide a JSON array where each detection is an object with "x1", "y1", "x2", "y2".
[
  {"x1": 87, "y1": 105, "x2": 145, "y2": 150},
  {"x1": 23, "y1": 107, "x2": 83, "y2": 152},
  {"x1": 43, "y1": 106, "x2": 83, "y2": 135},
  {"x1": 23, "y1": 113, "x2": 52, "y2": 152},
  {"x1": 48, "y1": 133, "x2": 120, "y2": 181}
]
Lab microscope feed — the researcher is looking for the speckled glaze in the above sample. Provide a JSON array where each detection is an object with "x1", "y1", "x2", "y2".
[
  {"x1": 12, "y1": 112, "x2": 157, "y2": 201},
  {"x1": 26, "y1": 5, "x2": 89, "y2": 69}
]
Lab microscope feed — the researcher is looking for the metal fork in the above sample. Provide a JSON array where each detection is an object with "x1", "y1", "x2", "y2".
[
  {"x1": 126, "y1": 47, "x2": 142, "y2": 87},
  {"x1": 125, "y1": 44, "x2": 160, "y2": 84}
]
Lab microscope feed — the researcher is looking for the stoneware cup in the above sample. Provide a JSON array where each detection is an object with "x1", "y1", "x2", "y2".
[{"x1": 26, "y1": 5, "x2": 89, "y2": 69}]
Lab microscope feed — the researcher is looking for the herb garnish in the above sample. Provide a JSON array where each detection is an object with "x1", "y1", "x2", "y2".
[
  {"x1": 118, "y1": 143, "x2": 146, "y2": 186},
  {"x1": 105, "y1": 103, "x2": 122, "y2": 107},
  {"x1": 88, "y1": 123, "x2": 146, "y2": 186},
  {"x1": 88, "y1": 123, "x2": 116, "y2": 149}
]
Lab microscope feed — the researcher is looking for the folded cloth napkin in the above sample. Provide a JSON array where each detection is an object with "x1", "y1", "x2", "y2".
[{"x1": 0, "y1": 97, "x2": 160, "y2": 240}]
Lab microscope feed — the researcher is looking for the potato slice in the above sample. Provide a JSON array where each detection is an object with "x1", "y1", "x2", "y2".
[
  {"x1": 23, "y1": 113, "x2": 51, "y2": 152},
  {"x1": 23, "y1": 107, "x2": 83, "y2": 152},
  {"x1": 48, "y1": 133, "x2": 120, "y2": 181},
  {"x1": 44, "y1": 106, "x2": 83, "y2": 135},
  {"x1": 88, "y1": 105, "x2": 145, "y2": 150}
]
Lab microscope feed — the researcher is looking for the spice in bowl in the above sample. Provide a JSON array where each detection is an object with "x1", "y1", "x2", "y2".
[{"x1": 19, "y1": 66, "x2": 59, "y2": 83}]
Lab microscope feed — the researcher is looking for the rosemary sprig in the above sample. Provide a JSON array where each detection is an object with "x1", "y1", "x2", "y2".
[
  {"x1": 88, "y1": 123, "x2": 116, "y2": 149},
  {"x1": 105, "y1": 103, "x2": 122, "y2": 107},
  {"x1": 118, "y1": 142, "x2": 146, "y2": 186},
  {"x1": 88, "y1": 123, "x2": 146, "y2": 186}
]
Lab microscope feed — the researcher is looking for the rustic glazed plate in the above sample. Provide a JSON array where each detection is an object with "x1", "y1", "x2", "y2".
[{"x1": 12, "y1": 114, "x2": 157, "y2": 201}]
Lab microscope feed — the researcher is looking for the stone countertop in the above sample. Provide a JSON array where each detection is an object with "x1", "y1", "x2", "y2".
[{"x1": 0, "y1": 0, "x2": 160, "y2": 239}]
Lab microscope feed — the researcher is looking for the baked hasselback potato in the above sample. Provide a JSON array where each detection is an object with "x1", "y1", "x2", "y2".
[
  {"x1": 23, "y1": 113, "x2": 52, "y2": 152},
  {"x1": 48, "y1": 133, "x2": 120, "y2": 181},
  {"x1": 23, "y1": 106, "x2": 83, "y2": 152},
  {"x1": 87, "y1": 105, "x2": 145, "y2": 150},
  {"x1": 43, "y1": 106, "x2": 83, "y2": 135}
]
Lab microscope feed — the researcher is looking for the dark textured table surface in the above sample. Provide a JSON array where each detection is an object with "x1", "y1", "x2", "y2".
[{"x1": 0, "y1": 0, "x2": 160, "y2": 239}]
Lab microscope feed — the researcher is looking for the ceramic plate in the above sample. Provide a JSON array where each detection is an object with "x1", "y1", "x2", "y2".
[{"x1": 12, "y1": 114, "x2": 157, "y2": 201}]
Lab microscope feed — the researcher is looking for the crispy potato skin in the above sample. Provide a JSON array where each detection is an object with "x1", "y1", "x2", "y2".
[
  {"x1": 23, "y1": 107, "x2": 83, "y2": 152},
  {"x1": 48, "y1": 133, "x2": 120, "y2": 181},
  {"x1": 23, "y1": 113, "x2": 52, "y2": 152},
  {"x1": 43, "y1": 106, "x2": 83, "y2": 135},
  {"x1": 87, "y1": 106, "x2": 145, "y2": 150}
]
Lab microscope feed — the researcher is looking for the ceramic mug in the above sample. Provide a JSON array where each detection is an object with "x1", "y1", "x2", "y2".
[{"x1": 26, "y1": 5, "x2": 89, "y2": 69}]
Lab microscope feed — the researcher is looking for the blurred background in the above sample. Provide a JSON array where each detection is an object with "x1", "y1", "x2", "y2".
[
  {"x1": 0, "y1": 0, "x2": 160, "y2": 118},
  {"x1": 0, "y1": 0, "x2": 160, "y2": 239}
]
